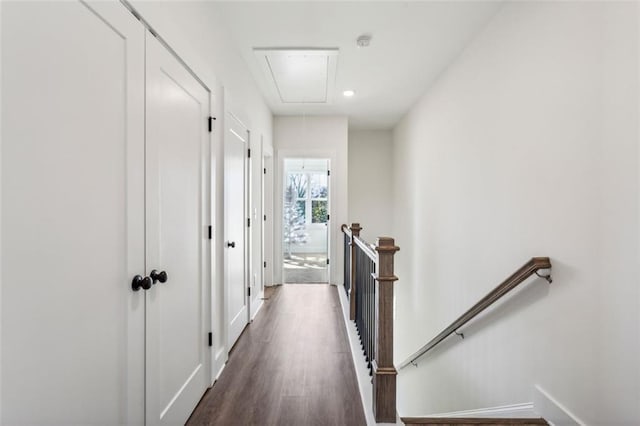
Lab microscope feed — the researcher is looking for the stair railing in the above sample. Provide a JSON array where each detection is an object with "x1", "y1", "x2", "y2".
[
  {"x1": 341, "y1": 223, "x2": 399, "y2": 423},
  {"x1": 397, "y1": 257, "x2": 553, "y2": 370}
]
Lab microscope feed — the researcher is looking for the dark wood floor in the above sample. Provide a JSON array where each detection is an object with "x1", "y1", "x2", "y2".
[{"x1": 187, "y1": 284, "x2": 367, "y2": 426}]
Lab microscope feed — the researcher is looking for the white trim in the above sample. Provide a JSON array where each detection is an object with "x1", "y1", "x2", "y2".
[
  {"x1": 534, "y1": 385, "x2": 585, "y2": 426},
  {"x1": 214, "y1": 360, "x2": 226, "y2": 382},
  {"x1": 250, "y1": 298, "x2": 264, "y2": 321},
  {"x1": 337, "y1": 286, "x2": 381, "y2": 426},
  {"x1": 416, "y1": 402, "x2": 537, "y2": 419},
  {"x1": 398, "y1": 386, "x2": 584, "y2": 425},
  {"x1": 0, "y1": 1, "x2": 4, "y2": 418},
  {"x1": 210, "y1": 344, "x2": 227, "y2": 387},
  {"x1": 276, "y1": 148, "x2": 336, "y2": 284}
]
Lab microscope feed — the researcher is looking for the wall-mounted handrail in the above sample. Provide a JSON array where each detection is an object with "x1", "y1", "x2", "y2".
[{"x1": 397, "y1": 257, "x2": 552, "y2": 370}]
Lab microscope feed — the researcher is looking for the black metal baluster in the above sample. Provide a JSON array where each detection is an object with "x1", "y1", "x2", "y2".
[
  {"x1": 344, "y1": 233, "x2": 350, "y2": 296},
  {"x1": 371, "y1": 258, "x2": 376, "y2": 369}
]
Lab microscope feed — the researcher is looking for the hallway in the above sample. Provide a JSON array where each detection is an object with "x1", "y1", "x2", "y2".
[{"x1": 187, "y1": 285, "x2": 367, "y2": 425}]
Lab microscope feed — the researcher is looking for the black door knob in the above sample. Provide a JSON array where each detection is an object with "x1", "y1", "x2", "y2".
[
  {"x1": 227, "y1": 241, "x2": 236, "y2": 248},
  {"x1": 150, "y1": 269, "x2": 168, "y2": 284},
  {"x1": 132, "y1": 275, "x2": 152, "y2": 291}
]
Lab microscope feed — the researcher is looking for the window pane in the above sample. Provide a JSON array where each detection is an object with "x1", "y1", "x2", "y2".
[
  {"x1": 310, "y1": 173, "x2": 328, "y2": 199},
  {"x1": 312, "y1": 200, "x2": 327, "y2": 223},
  {"x1": 296, "y1": 200, "x2": 306, "y2": 219},
  {"x1": 287, "y1": 173, "x2": 307, "y2": 199}
]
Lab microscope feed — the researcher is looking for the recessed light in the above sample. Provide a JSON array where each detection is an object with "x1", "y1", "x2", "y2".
[{"x1": 343, "y1": 90, "x2": 355, "y2": 97}]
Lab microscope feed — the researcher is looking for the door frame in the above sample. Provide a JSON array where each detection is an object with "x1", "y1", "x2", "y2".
[
  {"x1": 223, "y1": 111, "x2": 251, "y2": 351},
  {"x1": 275, "y1": 149, "x2": 334, "y2": 285},
  {"x1": 262, "y1": 144, "x2": 274, "y2": 290}
]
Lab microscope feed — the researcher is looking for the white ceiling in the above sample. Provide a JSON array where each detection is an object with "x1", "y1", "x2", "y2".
[{"x1": 212, "y1": 1, "x2": 503, "y2": 130}]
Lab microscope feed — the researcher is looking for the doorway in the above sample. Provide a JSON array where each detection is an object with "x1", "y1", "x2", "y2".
[{"x1": 282, "y1": 158, "x2": 330, "y2": 284}]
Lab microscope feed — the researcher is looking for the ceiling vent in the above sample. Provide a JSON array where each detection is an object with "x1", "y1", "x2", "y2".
[{"x1": 253, "y1": 48, "x2": 338, "y2": 104}]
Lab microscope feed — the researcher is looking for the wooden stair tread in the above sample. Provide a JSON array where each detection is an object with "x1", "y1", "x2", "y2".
[{"x1": 401, "y1": 417, "x2": 549, "y2": 425}]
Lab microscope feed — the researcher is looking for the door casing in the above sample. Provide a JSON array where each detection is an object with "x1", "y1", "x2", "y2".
[{"x1": 276, "y1": 150, "x2": 334, "y2": 285}]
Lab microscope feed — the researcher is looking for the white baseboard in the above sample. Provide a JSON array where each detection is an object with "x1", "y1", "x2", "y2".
[
  {"x1": 250, "y1": 297, "x2": 264, "y2": 321},
  {"x1": 214, "y1": 361, "x2": 226, "y2": 381},
  {"x1": 534, "y1": 385, "x2": 585, "y2": 426},
  {"x1": 209, "y1": 346, "x2": 227, "y2": 386},
  {"x1": 399, "y1": 386, "x2": 585, "y2": 426},
  {"x1": 417, "y1": 402, "x2": 537, "y2": 419},
  {"x1": 337, "y1": 286, "x2": 379, "y2": 426}
]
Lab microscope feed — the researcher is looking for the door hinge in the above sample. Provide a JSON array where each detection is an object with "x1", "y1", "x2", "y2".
[
  {"x1": 326, "y1": 259, "x2": 330, "y2": 265},
  {"x1": 327, "y1": 170, "x2": 330, "y2": 176},
  {"x1": 208, "y1": 225, "x2": 212, "y2": 240},
  {"x1": 263, "y1": 261, "x2": 267, "y2": 268},
  {"x1": 263, "y1": 168, "x2": 267, "y2": 174},
  {"x1": 263, "y1": 214, "x2": 266, "y2": 221},
  {"x1": 247, "y1": 287, "x2": 251, "y2": 297},
  {"x1": 247, "y1": 148, "x2": 251, "y2": 158},
  {"x1": 208, "y1": 116, "x2": 215, "y2": 132},
  {"x1": 327, "y1": 214, "x2": 330, "y2": 221},
  {"x1": 208, "y1": 332, "x2": 212, "y2": 347},
  {"x1": 247, "y1": 218, "x2": 251, "y2": 227}
]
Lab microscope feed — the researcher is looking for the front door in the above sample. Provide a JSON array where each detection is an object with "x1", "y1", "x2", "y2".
[
  {"x1": 225, "y1": 114, "x2": 249, "y2": 348},
  {"x1": 145, "y1": 33, "x2": 209, "y2": 425}
]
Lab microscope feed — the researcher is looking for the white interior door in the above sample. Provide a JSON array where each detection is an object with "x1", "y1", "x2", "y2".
[
  {"x1": 145, "y1": 33, "x2": 209, "y2": 425},
  {"x1": 1, "y1": 1, "x2": 145, "y2": 424},
  {"x1": 225, "y1": 114, "x2": 249, "y2": 348}
]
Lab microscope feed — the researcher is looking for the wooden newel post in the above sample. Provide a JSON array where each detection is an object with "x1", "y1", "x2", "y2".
[
  {"x1": 373, "y1": 237, "x2": 399, "y2": 423},
  {"x1": 349, "y1": 223, "x2": 362, "y2": 321}
]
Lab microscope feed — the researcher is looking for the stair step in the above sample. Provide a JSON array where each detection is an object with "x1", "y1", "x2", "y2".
[{"x1": 401, "y1": 417, "x2": 549, "y2": 426}]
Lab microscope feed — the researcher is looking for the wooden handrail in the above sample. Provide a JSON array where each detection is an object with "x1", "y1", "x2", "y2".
[
  {"x1": 397, "y1": 257, "x2": 552, "y2": 370},
  {"x1": 353, "y1": 235, "x2": 378, "y2": 262},
  {"x1": 341, "y1": 223, "x2": 378, "y2": 261}
]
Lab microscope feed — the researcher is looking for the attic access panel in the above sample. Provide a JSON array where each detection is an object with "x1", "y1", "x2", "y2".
[{"x1": 254, "y1": 48, "x2": 339, "y2": 104}]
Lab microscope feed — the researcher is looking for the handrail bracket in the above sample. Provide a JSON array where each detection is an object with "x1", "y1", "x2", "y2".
[{"x1": 535, "y1": 270, "x2": 553, "y2": 284}]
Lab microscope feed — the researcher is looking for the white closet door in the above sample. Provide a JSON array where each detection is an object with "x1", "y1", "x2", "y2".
[
  {"x1": 145, "y1": 33, "x2": 209, "y2": 425},
  {"x1": 225, "y1": 115, "x2": 249, "y2": 348},
  {"x1": 1, "y1": 1, "x2": 145, "y2": 424}
]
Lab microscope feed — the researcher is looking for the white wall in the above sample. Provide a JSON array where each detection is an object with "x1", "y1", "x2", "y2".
[
  {"x1": 348, "y1": 130, "x2": 393, "y2": 243},
  {"x1": 274, "y1": 116, "x2": 348, "y2": 285},
  {"x1": 392, "y1": 2, "x2": 639, "y2": 424},
  {"x1": 129, "y1": 0, "x2": 273, "y2": 380}
]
